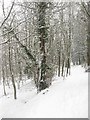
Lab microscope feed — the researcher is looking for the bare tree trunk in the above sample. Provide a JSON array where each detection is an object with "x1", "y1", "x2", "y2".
[
  {"x1": 8, "y1": 37, "x2": 17, "y2": 99},
  {"x1": 62, "y1": 55, "x2": 65, "y2": 77},
  {"x1": 2, "y1": 36, "x2": 7, "y2": 95},
  {"x1": 37, "y1": 2, "x2": 48, "y2": 91},
  {"x1": 17, "y1": 47, "x2": 22, "y2": 88},
  {"x1": 66, "y1": 57, "x2": 70, "y2": 76},
  {"x1": 87, "y1": 2, "x2": 90, "y2": 66},
  {"x1": 2, "y1": 67, "x2": 6, "y2": 96},
  {"x1": 4, "y1": 49, "x2": 10, "y2": 88},
  {"x1": 58, "y1": 51, "x2": 61, "y2": 77},
  {"x1": 66, "y1": 2, "x2": 72, "y2": 75}
]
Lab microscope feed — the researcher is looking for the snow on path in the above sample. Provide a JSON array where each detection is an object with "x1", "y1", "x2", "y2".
[{"x1": 0, "y1": 66, "x2": 88, "y2": 118}]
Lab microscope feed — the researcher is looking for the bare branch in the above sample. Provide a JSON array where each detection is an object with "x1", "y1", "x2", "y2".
[
  {"x1": 0, "y1": 1, "x2": 15, "y2": 28},
  {"x1": 81, "y1": 2, "x2": 90, "y2": 18},
  {"x1": 2, "y1": 0, "x2": 6, "y2": 17}
]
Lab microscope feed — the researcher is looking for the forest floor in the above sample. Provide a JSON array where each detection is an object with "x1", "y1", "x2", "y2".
[{"x1": 0, "y1": 65, "x2": 88, "y2": 119}]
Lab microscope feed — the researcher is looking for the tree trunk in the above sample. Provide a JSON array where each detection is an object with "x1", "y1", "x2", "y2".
[
  {"x1": 62, "y1": 56, "x2": 65, "y2": 77},
  {"x1": 17, "y1": 47, "x2": 22, "y2": 87},
  {"x1": 37, "y1": 2, "x2": 48, "y2": 91},
  {"x1": 66, "y1": 57, "x2": 70, "y2": 76},
  {"x1": 2, "y1": 67, "x2": 6, "y2": 96},
  {"x1": 67, "y1": 2, "x2": 72, "y2": 75},
  {"x1": 58, "y1": 51, "x2": 61, "y2": 77},
  {"x1": 8, "y1": 38, "x2": 17, "y2": 99},
  {"x1": 87, "y1": 2, "x2": 90, "y2": 66}
]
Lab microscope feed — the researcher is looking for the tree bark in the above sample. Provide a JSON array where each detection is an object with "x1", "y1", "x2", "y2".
[
  {"x1": 87, "y1": 2, "x2": 90, "y2": 66},
  {"x1": 2, "y1": 67, "x2": 6, "y2": 96},
  {"x1": 8, "y1": 37, "x2": 17, "y2": 99},
  {"x1": 58, "y1": 51, "x2": 61, "y2": 77},
  {"x1": 37, "y1": 2, "x2": 48, "y2": 91}
]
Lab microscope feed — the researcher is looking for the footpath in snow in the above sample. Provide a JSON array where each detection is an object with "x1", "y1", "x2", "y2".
[{"x1": 0, "y1": 65, "x2": 88, "y2": 118}]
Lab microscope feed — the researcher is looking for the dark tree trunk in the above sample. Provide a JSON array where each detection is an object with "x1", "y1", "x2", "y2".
[
  {"x1": 37, "y1": 2, "x2": 48, "y2": 91},
  {"x1": 62, "y1": 57, "x2": 65, "y2": 77},
  {"x1": 17, "y1": 47, "x2": 22, "y2": 87},
  {"x1": 58, "y1": 51, "x2": 61, "y2": 77},
  {"x1": 87, "y1": 2, "x2": 90, "y2": 66},
  {"x1": 2, "y1": 68, "x2": 6, "y2": 96},
  {"x1": 66, "y1": 58, "x2": 70, "y2": 76},
  {"x1": 67, "y1": 2, "x2": 72, "y2": 75},
  {"x1": 79, "y1": 56, "x2": 81, "y2": 65},
  {"x1": 8, "y1": 39, "x2": 17, "y2": 99}
]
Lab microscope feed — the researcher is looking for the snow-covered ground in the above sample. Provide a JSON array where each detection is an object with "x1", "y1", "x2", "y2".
[{"x1": 0, "y1": 65, "x2": 88, "y2": 119}]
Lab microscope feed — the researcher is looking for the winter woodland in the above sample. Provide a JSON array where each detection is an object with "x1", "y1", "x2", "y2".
[{"x1": 0, "y1": 0, "x2": 89, "y2": 118}]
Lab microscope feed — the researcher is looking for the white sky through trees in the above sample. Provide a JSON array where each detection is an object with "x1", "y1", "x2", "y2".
[{"x1": 0, "y1": 0, "x2": 89, "y2": 17}]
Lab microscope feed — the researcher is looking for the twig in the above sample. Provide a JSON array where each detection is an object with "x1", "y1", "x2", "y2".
[{"x1": 0, "y1": 1, "x2": 15, "y2": 29}]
